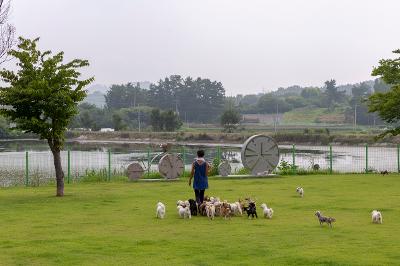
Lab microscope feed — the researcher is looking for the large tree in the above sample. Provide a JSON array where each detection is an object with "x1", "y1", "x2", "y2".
[
  {"x1": 0, "y1": 37, "x2": 93, "y2": 196},
  {"x1": 105, "y1": 82, "x2": 147, "y2": 110},
  {"x1": 0, "y1": 0, "x2": 15, "y2": 64},
  {"x1": 257, "y1": 93, "x2": 292, "y2": 113},
  {"x1": 368, "y1": 49, "x2": 400, "y2": 137},
  {"x1": 220, "y1": 106, "x2": 241, "y2": 133},
  {"x1": 323, "y1": 79, "x2": 346, "y2": 109},
  {"x1": 147, "y1": 75, "x2": 225, "y2": 122}
]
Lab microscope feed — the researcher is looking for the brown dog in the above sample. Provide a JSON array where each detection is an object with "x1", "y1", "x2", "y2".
[
  {"x1": 220, "y1": 202, "x2": 232, "y2": 219},
  {"x1": 198, "y1": 202, "x2": 207, "y2": 216}
]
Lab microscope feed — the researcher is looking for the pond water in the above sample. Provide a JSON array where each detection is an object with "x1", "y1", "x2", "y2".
[{"x1": 0, "y1": 139, "x2": 398, "y2": 186}]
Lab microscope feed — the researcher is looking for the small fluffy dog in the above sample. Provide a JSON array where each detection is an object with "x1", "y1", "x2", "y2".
[
  {"x1": 296, "y1": 187, "x2": 304, "y2": 197},
  {"x1": 244, "y1": 202, "x2": 258, "y2": 219},
  {"x1": 260, "y1": 203, "x2": 274, "y2": 219},
  {"x1": 199, "y1": 202, "x2": 207, "y2": 216},
  {"x1": 214, "y1": 201, "x2": 222, "y2": 217},
  {"x1": 380, "y1": 170, "x2": 389, "y2": 176},
  {"x1": 315, "y1": 211, "x2": 335, "y2": 227},
  {"x1": 176, "y1": 200, "x2": 190, "y2": 208},
  {"x1": 188, "y1": 199, "x2": 198, "y2": 216},
  {"x1": 177, "y1": 205, "x2": 191, "y2": 219},
  {"x1": 220, "y1": 202, "x2": 232, "y2": 219},
  {"x1": 229, "y1": 202, "x2": 243, "y2": 216},
  {"x1": 156, "y1": 202, "x2": 166, "y2": 219},
  {"x1": 371, "y1": 210, "x2": 383, "y2": 224},
  {"x1": 206, "y1": 203, "x2": 216, "y2": 220}
]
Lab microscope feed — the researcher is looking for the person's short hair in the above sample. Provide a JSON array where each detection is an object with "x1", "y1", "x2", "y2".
[{"x1": 197, "y1": 150, "x2": 205, "y2": 158}]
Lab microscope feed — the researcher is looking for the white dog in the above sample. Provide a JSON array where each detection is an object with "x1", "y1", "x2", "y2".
[
  {"x1": 206, "y1": 203, "x2": 216, "y2": 220},
  {"x1": 156, "y1": 202, "x2": 166, "y2": 219},
  {"x1": 296, "y1": 187, "x2": 304, "y2": 197},
  {"x1": 177, "y1": 205, "x2": 191, "y2": 219},
  {"x1": 229, "y1": 202, "x2": 243, "y2": 216},
  {"x1": 260, "y1": 203, "x2": 274, "y2": 219},
  {"x1": 176, "y1": 200, "x2": 189, "y2": 207},
  {"x1": 371, "y1": 210, "x2": 383, "y2": 224}
]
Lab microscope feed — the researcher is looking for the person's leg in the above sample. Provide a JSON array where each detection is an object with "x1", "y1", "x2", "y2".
[
  {"x1": 194, "y1": 189, "x2": 200, "y2": 204},
  {"x1": 199, "y1": 189, "x2": 205, "y2": 203}
]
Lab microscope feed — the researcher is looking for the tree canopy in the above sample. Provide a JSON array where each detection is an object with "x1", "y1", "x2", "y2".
[
  {"x1": 0, "y1": 37, "x2": 93, "y2": 196},
  {"x1": 368, "y1": 49, "x2": 400, "y2": 137}
]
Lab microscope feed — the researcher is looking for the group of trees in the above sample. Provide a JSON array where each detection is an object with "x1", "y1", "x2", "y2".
[
  {"x1": 71, "y1": 74, "x2": 226, "y2": 131},
  {"x1": 233, "y1": 77, "x2": 391, "y2": 126},
  {"x1": 148, "y1": 76, "x2": 225, "y2": 122},
  {"x1": 150, "y1": 109, "x2": 182, "y2": 131}
]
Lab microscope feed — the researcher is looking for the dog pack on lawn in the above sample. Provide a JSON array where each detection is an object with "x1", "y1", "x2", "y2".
[{"x1": 156, "y1": 186, "x2": 384, "y2": 229}]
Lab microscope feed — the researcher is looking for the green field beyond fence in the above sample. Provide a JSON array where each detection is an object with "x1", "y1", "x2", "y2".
[{"x1": 0, "y1": 144, "x2": 399, "y2": 187}]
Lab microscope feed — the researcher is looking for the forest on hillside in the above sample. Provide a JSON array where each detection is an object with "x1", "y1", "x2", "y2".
[{"x1": 72, "y1": 75, "x2": 390, "y2": 131}]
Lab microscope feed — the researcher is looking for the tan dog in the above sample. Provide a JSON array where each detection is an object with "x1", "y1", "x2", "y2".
[{"x1": 206, "y1": 203, "x2": 215, "y2": 220}]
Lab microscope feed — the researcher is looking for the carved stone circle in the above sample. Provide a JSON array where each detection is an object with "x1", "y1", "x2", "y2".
[{"x1": 127, "y1": 162, "x2": 144, "y2": 180}]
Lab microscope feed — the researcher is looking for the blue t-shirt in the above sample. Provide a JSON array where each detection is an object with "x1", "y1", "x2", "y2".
[{"x1": 193, "y1": 160, "x2": 209, "y2": 190}]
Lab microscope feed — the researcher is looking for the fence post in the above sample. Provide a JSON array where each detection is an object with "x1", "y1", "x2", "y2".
[
  {"x1": 147, "y1": 146, "x2": 151, "y2": 178},
  {"x1": 67, "y1": 149, "x2": 71, "y2": 184},
  {"x1": 365, "y1": 144, "x2": 368, "y2": 173},
  {"x1": 397, "y1": 144, "x2": 400, "y2": 174},
  {"x1": 217, "y1": 146, "x2": 221, "y2": 163},
  {"x1": 292, "y1": 144, "x2": 296, "y2": 174},
  {"x1": 329, "y1": 145, "x2": 333, "y2": 174},
  {"x1": 25, "y1": 151, "x2": 29, "y2": 187},
  {"x1": 108, "y1": 149, "x2": 111, "y2": 181},
  {"x1": 182, "y1": 146, "x2": 186, "y2": 177}
]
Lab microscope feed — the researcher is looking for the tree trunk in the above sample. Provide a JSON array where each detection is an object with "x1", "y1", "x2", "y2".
[{"x1": 51, "y1": 148, "x2": 64, "y2": 197}]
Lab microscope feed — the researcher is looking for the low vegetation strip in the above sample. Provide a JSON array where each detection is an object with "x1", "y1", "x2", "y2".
[{"x1": 0, "y1": 174, "x2": 399, "y2": 265}]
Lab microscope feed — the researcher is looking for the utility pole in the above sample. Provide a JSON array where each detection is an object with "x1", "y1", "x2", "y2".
[
  {"x1": 354, "y1": 103, "x2": 357, "y2": 131},
  {"x1": 274, "y1": 102, "x2": 279, "y2": 133},
  {"x1": 134, "y1": 82, "x2": 139, "y2": 107},
  {"x1": 138, "y1": 103, "x2": 141, "y2": 132}
]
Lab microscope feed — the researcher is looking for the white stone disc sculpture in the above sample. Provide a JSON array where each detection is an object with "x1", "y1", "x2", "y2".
[
  {"x1": 218, "y1": 161, "x2": 231, "y2": 177},
  {"x1": 158, "y1": 154, "x2": 184, "y2": 179},
  {"x1": 127, "y1": 162, "x2": 144, "y2": 180},
  {"x1": 241, "y1": 135, "x2": 280, "y2": 175}
]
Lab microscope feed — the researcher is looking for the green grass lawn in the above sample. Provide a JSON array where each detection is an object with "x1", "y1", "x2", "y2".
[{"x1": 1, "y1": 174, "x2": 399, "y2": 265}]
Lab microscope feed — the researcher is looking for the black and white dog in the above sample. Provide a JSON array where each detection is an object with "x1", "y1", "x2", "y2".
[
  {"x1": 188, "y1": 199, "x2": 198, "y2": 216},
  {"x1": 243, "y1": 202, "x2": 258, "y2": 219}
]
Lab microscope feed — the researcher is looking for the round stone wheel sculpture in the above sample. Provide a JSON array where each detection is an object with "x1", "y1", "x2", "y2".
[
  {"x1": 218, "y1": 161, "x2": 231, "y2": 177},
  {"x1": 127, "y1": 162, "x2": 144, "y2": 180},
  {"x1": 241, "y1": 135, "x2": 280, "y2": 175},
  {"x1": 158, "y1": 154, "x2": 184, "y2": 179}
]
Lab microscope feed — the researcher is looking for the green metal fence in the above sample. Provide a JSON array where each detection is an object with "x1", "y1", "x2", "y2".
[{"x1": 0, "y1": 144, "x2": 399, "y2": 187}]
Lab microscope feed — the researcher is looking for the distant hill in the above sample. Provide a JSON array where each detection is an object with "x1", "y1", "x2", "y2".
[
  {"x1": 336, "y1": 80, "x2": 374, "y2": 96},
  {"x1": 83, "y1": 91, "x2": 105, "y2": 108},
  {"x1": 269, "y1": 80, "x2": 375, "y2": 97},
  {"x1": 86, "y1": 84, "x2": 109, "y2": 94},
  {"x1": 271, "y1": 85, "x2": 303, "y2": 96},
  {"x1": 83, "y1": 82, "x2": 152, "y2": 108}
]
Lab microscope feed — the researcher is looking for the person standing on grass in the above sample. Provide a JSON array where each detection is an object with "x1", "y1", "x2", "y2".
[{"x1": 188, "y1": 150, "x2": 209, "y2": 205}]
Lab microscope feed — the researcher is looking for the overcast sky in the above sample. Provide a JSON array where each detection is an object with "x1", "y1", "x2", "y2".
[{"x1": 8, "y1": 0, "x2": 400, "y2": 94}]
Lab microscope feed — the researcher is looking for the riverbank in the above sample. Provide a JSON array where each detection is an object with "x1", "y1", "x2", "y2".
[{"x1": 65, "y1": 130, "x2": 400, "y2": 146}]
